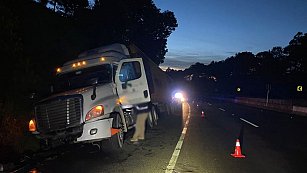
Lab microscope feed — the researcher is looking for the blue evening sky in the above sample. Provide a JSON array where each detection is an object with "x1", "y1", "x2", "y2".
[{"x1": 154, "y1": 0, "x2": 307, "y2": 70}]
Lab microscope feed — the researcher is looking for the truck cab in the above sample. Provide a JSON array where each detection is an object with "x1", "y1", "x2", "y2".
[{"x1": 30, "y1": 44, "x2": 155, "y2": 149}]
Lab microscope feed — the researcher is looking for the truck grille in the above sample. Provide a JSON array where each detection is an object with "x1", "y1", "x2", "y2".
[{"x1": 35, "y1": 95, "x2": 83, "y2": 133}]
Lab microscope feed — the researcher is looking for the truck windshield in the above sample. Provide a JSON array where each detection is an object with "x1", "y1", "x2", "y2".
[{"x1": 53, "y1": 64, "x2": 112, "y2": 93}]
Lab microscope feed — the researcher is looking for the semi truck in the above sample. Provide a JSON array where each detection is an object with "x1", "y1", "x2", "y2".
[{"x1": 29, "y1": 43, "x2": 173, "y2": 149}]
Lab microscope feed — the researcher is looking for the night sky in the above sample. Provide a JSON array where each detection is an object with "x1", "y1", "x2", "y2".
[{"x1": 154, "y1": 0, "x2": 307, "y2": 70}]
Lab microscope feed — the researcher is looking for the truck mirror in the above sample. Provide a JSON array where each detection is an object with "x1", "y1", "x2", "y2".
[
  {"x1": 122, "y1": 82, "x2": 127, "y2": 89},
  {"x1": 91, "y1": 78, "x2": 98, "y2": 85},
  {"x1": 122, "y1": 81, "x2": 132, "y2": 89}
]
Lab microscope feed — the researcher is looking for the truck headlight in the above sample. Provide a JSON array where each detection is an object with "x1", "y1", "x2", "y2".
[{"x1": 85, "y1": 105, "x2": 104, "y2": 121}]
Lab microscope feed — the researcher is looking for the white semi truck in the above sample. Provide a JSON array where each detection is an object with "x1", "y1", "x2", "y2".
[{"x1": 29, "y1": 43, "x2": 173, "y2": 149}]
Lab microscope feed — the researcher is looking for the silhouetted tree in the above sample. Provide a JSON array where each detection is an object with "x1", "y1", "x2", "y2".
[
  {"x1": 284, "y1": 32, "x2": 307, "y2": 75},
  {"x1": 38, "y1": 0, "x2": 48, "y2": 6},
  {"x1": 90, "y1": 0, "x2": 177, "y2": 64},
  {"x1": 60, "y1": 0, "x2": 89, "y2": 16}
]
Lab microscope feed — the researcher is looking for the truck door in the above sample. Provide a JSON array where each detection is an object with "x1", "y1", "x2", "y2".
[{"x1": 115, "y1": 58, "x2": 151, "y2": 106}]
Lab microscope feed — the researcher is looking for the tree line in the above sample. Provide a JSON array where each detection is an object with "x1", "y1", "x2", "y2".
[{"x1": 167, "y1": 32, "x2": 307, "y2": 100}]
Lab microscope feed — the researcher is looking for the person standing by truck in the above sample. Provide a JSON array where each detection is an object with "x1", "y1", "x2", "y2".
[{"x1": 130, "y1": 110, "x2": 148, "y2": 142}]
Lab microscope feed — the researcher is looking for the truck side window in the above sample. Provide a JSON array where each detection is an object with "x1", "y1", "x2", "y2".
[{"x1": 119, "y1": 61, "x2": 141, "y2": 82}]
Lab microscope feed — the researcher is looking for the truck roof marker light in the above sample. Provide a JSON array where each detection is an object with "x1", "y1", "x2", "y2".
[
  {"x1": 56, "y1": 68, "x2": 61, "y2": 73},
  {"x1": 100, "y1": 57, "x2": 105, "y2": 62},
  {"x1": 29, "y1": 119, "x2": 36, "y2": 132},
  {"x1": 72, "y1": 61, "x2": 87, "y2": 68}
]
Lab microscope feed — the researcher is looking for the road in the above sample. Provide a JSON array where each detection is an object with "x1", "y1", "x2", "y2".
[{"x1": 24, "y1": 100, "x2": 307, "y2": 173}]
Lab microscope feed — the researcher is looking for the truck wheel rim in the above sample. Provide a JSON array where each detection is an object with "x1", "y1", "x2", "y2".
[{"x1": 118, "y1": 117, "x2": 124, "y2": 147}]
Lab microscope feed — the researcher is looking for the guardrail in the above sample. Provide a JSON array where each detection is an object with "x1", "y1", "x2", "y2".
[{"x1": 233, "y1": 97, "x2": 307, "y2": 116}]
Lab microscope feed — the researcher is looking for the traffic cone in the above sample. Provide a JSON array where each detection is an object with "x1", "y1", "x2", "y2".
[
  {"x1": 231, "y1": 139, "x2": 245, "y2": 158},
  {"x1": 201, "y1": 110, "x2": 205, "y2": 118}
]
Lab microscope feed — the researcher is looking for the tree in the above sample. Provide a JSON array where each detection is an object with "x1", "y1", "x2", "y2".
[
  {"x1": 91, "y1": 0, "x2": 177, "y2": 64},
  {"x1": 284, "y1": 32, "x2": 307, "y2": 75},
  {"x1": 38, "y1": 0, "x2": 49, "y2": 7},
  {"x1": 60, "y1": 0, "x2": 89, "y2": 16},
  {"x1": 45, "y1": 0, "x2": 89, "y2": 15}
]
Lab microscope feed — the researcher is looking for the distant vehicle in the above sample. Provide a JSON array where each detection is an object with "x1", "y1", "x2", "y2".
[{"x1": 29, "y1": 43, "x2": 174, "y2": 150}]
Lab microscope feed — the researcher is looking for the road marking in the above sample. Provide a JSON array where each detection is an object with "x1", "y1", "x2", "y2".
[
  {"x1": 165, "y1": 104, "x2": 190, "y2": 173},
  {"x1": 240, "y1": 118, "x2": 259, "y2": 128},
  {"x1": 208, "y1": 103, "x2": 212, "y2": 106},
  {"x1": 219, "y1": 108, "x2": 226, "y2": 112}
]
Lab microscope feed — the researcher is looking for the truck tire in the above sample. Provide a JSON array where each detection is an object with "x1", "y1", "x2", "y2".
[
  {"x1": 102, "y1": 113, "x2": 124, "y2": 152},
  {"x1": 147, "y1": 106, "x2": 158, "y2": 128},
  {"x1": 111, "y1": 113, "x2": 124, "y2": 148},
  {"x1": 166, "y1": 103, "x2": 172, "y2": 116}
]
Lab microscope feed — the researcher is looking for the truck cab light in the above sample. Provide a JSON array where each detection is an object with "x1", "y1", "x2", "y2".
[
  {"x1": 29, "y1": 119, "x2": 36, "y2": 132},
  {"x1": 56, "y1": 68, "x2": 61, "y2": 73}
]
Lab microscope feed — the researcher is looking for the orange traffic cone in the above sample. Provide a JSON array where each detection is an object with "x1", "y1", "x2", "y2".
[
  {"x1": 231, "y1": 139, "x2": 245, "y2": 158},
  {"x1": 201, "y1": 110, "x2": 205, "y2": 118}
]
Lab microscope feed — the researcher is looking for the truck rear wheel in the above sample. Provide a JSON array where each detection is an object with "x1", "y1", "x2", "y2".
[{"x1": 147, "y1": 106, "x2": 158, "y2": 128}]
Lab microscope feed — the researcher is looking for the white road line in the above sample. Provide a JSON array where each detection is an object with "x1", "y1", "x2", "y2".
[
  {"x1": 208, "y1": 103, "x2": 212, "y2": 106},
  {"x1": 219, "y1": 108, "x2": 226, "y2": 112},
  {"x1": 165, "y1": 104, "x2": 190, "y2": 173},
  {"x1": 240, "y1": 118, "x2": 259, "y2": 128}
]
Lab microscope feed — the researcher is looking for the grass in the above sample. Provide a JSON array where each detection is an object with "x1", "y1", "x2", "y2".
[{"x1": 0, "y1": 114, "x2": 40, "y2": 163}]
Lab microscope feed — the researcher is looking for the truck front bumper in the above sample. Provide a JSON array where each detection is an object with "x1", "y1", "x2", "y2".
[{"x1": 76, "y1": 118, "x2": 113, "y2": 142}]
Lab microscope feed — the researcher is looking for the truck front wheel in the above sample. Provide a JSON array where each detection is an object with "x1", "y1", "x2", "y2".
[{"x1": 109, "y1": 113, "x2": 124, "y2": 149}]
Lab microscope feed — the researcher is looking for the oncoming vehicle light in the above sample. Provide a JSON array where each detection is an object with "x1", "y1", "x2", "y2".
[
  {"x1": 173, "y1": 91, "x2": 186, "y2": 102},
  {"x1": 174, "y1": 92, "x2": 183, "y2": 99},
  {"x1": 85, "y1": 105, "x2": 104, "y2": 121},
  {"x1": 29, "y1": 119, "x2": 36, "y2": 132},
  {"x1": 100, "y1": 57, "x2": 106, "y2": 62}
]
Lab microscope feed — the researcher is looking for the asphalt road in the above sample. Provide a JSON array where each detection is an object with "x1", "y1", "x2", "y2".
[{"x1": 23, "y1": 100, "x2": 307, "y2": 173}]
